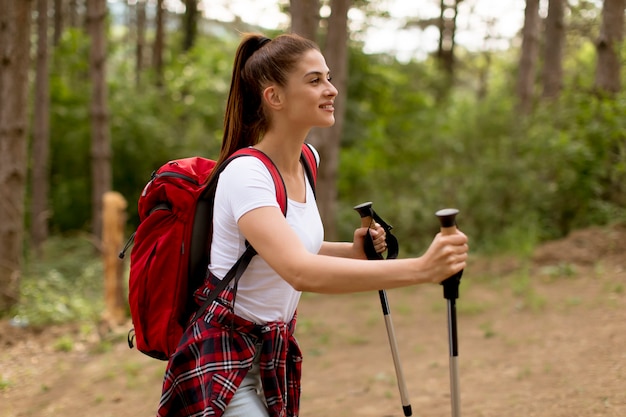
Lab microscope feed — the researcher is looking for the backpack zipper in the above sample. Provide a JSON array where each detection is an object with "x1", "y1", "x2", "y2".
[
  {"x1": 154, "y1": 171, "x2": 199, "y2": 185},
  {"x1": 141, "y1": 170, "x2": 199, "y2": 197}
]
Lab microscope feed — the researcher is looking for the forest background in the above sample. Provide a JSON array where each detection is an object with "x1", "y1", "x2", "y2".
[{"x1": 0, "y1": 0, "x2": 624, "y2": 325}]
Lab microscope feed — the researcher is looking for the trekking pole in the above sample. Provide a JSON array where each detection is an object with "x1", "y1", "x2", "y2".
[
  {"x1": 436, "y1": 208, "x2": 463, "y2": 417},
  {"x1": 354, "y1": 202, "x2": 412, "y2": 417}
]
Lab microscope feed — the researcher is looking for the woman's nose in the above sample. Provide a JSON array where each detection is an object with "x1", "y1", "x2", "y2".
[{"x1": 326, "y1": 81, "x2": 338, "y2": 97}]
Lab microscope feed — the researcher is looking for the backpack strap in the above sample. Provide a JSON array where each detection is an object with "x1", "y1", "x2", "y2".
[
  {"x1": 189, "y1": 144, "x2": 319, "y2": 326},
  {"x1": 189, "y1": 243, "x2": 257, "y2": 325},
  {"x1": 230, "y1": 147, "x2": 288, "y2": 215},
  {"x1": 300, "y1": 142, "x2": 318, "y2": 197}
]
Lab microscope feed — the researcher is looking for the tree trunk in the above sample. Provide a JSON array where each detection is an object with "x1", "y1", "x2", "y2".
[
  {"x1": 153, "y1": 0, "x2": 165, "y2": 87},
  {"x1": 437, "y1": 0, "x2": 459, "y2": 79},
  {"x1": 594, "y1": 0, "x2": 625, "y2": 94},
  {"x1": 477, "y1": 18, "x2": 497, "y2": 100},
  {"x1": 0, "y1": 0, "x2": 33, "y2": 313},
  {"x1": 31, "y1": 0, "x2": 52, "y2": 259},
  {"x1": 87, "y1": 0, "x2": 112, "y2": 244},
  {"x1": 136, "y1": 0, "x2": 147, "y2": 87},
  {"x1": 54, "y1": 0, "x2": 64, "y2": 45},
  {"x1": 307, "y1": 0, "x2": 350, "y2": 240},
  {"x1": 182, "y1": 0, "x2": 198, "y2": 52},
  {"x1": 542, "y1": 0, "x2": 566, "y2": 99},
  {"x1": 102, "y1": 191, "x2": 128, "y2": 326},
  {"x1": 517, "y1": 0, "x2": 541, "y2": 115},
  {"x1": 290, "y1": 0, "x2": 320, "y2": 41},
  {"x1": 69, "y1": 0, "x2": 79, "y2": 27}
]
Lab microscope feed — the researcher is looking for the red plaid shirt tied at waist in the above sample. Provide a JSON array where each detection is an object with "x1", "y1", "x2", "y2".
[{"x1": 157, "y1": 284, "x2": 302, "y2": 417}]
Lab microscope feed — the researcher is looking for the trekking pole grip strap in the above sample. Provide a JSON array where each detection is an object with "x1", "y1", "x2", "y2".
[{"x1": 354, "y1": 202, "x2": 399, "y2": 260}]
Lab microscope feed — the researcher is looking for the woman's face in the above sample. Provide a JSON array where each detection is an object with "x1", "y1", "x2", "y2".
[{"x1": 277, "y1": 49, "x2": 339, "y2": 129}]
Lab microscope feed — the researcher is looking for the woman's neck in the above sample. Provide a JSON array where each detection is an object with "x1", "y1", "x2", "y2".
[{"x1": 255, "y1": 130, "x2": 309, "y2": 176}]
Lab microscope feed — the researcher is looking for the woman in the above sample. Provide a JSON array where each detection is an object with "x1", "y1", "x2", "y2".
[{"x1": 157, "y1": 33, "x2": 468, "y2": 417}]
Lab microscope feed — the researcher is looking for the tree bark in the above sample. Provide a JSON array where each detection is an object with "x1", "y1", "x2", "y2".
[
  {"x1": 54, "y1": 0, "x2": 64, "y2": 45},
  {"x1": 32, "y1": 0, "x2": 52, "y2": 258},
  {"x1": 182, "y1": 0, "x2": 198, "y2": 52},
  {"x1": 306, "y1": 0, "x2": 350, "y2": 240},
  {"x1": 87, "y1": 0, "x2": 112, "y2": 243},
  {"x1": 290, "y1": 0, "x2": 320, "y2": 41},
  {"x1": 437, "y1": 0, "x2": 459, "y2": 80},
  {"x1": 69, "y1": 0, "x2": 79, "y2": 27},
  {"x1": 517, "y1": 0, "x2": 541, "y2": 115},
  {"x1": 594, "y1": 0, "x2": 625, "y2": 94},
  {"x1": 542, "y1": 0, "x2": 566, "y2": 99},
  {"x1": 0, "y1": 0, "x2": 33, "y2": 312},
  {"x1": 153, "y1": 0, "x2": 165, "y2": 87},
  {"x1": 477, "y1": 18, "x2": 497, "y2": 100},
  {"x1": 136, "y1": 0, "x2": 147, "y2": 87}
]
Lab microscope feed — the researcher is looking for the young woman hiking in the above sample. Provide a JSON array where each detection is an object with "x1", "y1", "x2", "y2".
[{"x1": 157, "y1": 33, "x2": 469, "y2": 417}]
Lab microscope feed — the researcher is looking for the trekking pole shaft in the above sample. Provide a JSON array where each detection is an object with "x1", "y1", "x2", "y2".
[
  {"x1": 447, "y1": 299, "x2": 461, "y2": 417},
  {"x1": 436, "y1": 208, "x2": 462, "y2": 417},
  {"x1": 356, "y1": 204, "x2": 412, "y2": 416},
  {"x1": 380, "y1": 290, "x2": 412, "y2": 416}
]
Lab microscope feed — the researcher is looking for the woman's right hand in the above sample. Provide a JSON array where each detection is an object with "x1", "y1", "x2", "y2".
[{"x1": 419, "y1": 230, "x2": 469, "y2": 284}]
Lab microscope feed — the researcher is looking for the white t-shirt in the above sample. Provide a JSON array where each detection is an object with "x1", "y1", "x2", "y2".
[{"x1": 210, "y1": 148, "x2": 323, "y2": 324}]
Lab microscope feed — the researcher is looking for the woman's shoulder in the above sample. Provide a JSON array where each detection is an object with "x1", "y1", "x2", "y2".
[
  {"x1": 221, "y1": 152, "x2": 274, "y2": 181},
  {"x1": 216, "y1": 154, "x2": 277, "y2": 199}
]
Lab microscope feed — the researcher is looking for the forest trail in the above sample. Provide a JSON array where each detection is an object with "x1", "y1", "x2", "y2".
[{"x1": 1, "y1": 223, "x2": 625, "y2": 417}]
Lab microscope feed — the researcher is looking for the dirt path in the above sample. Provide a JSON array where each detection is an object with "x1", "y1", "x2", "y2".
[{"x1": 1, "y1": 224, "x2": 625, "y2": 417}]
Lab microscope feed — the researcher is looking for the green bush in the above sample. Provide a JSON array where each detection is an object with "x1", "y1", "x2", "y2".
[{"x1": 14, "y1": 235, "x2": 104, "y2": 326}]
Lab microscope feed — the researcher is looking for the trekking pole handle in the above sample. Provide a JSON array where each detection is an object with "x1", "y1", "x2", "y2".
[
  {"x1": 436, "y1": 208, "x2": 459, "y2": 233},
  {"x1": 354, "y1": 201, "x2": 375, "y2": 228},
  {"x1": 436, "y1": 208, "x2": 463, "y2": 300}
]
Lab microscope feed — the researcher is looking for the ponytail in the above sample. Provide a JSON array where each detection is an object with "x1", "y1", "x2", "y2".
[{"x1": 218, "y1": 34, "x2": 271, "y2": 167}]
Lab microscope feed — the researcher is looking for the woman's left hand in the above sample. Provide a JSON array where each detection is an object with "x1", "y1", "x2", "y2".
[
  {"x1": 353, "y1": 222, "x2": 387, "y2": 259},
  {"x1": 369, "y1": 223, "x2": 387, "y2": 254}
]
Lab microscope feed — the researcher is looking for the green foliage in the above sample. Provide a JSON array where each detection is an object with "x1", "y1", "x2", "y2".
[
  {"x1": 48, "y1": 29, "x2": 93, "y2": 232},
  {"x1": 48, "y1": 30, "x2": 235, "y2": 230},
  {"x1": 43, "y1": 11, "x2": 626, "y2": 257},
  {"x1": 14, "y1": 235, "x2": 104, "y2": 326},
  {"x1": 334, "y1": 42, "x2": 626, "y2": 255}
]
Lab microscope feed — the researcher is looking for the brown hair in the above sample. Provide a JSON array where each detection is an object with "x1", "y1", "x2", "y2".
[{"x1": 216, "y1": 33, "x2": 320, "y2": 168}]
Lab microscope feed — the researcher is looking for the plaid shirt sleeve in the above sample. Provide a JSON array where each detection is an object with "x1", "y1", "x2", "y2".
[{"x1": 157, "y1": 286, "x2": 302, "y2": 417}]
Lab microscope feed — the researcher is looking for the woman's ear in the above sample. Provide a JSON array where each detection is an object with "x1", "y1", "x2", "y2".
[{"x1": 263, "y1": 85, "x2": 283, "y2": 110}]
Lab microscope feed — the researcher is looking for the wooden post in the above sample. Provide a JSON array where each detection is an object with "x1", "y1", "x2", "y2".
[{"x1": 102, "y1": 191, "x2": 127, "y2": 326}]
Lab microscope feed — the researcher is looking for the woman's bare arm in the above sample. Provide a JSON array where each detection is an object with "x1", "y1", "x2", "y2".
[
  {"x1": 318, "y1": 223, "x2": 386, "y2": 259},
  {"x1": 237, "y1": 206, "x2": 468, "y2": 294}
]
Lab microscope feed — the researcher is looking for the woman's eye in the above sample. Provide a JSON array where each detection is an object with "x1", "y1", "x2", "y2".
[{"x1": 327, "y1": 76, "x2": 333, "y2": 82}]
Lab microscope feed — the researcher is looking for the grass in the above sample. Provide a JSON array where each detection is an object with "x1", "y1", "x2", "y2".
[
  {"x1": 479, "y1": 321, "x2": 496, "y2": 339},
  {"x1": 539, "y1": 262, "x2": 578, "y2": 279},
  {"x1": 53, "y1": 335, "x2": 75, "y2": 352},
  {"x1": 0, "y1": 377, "x2": 12, "y2": 391}
]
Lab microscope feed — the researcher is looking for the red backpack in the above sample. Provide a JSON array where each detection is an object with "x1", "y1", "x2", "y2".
[{"x1": 120, "y1": 144, "x2": 317, "y2": 360}]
